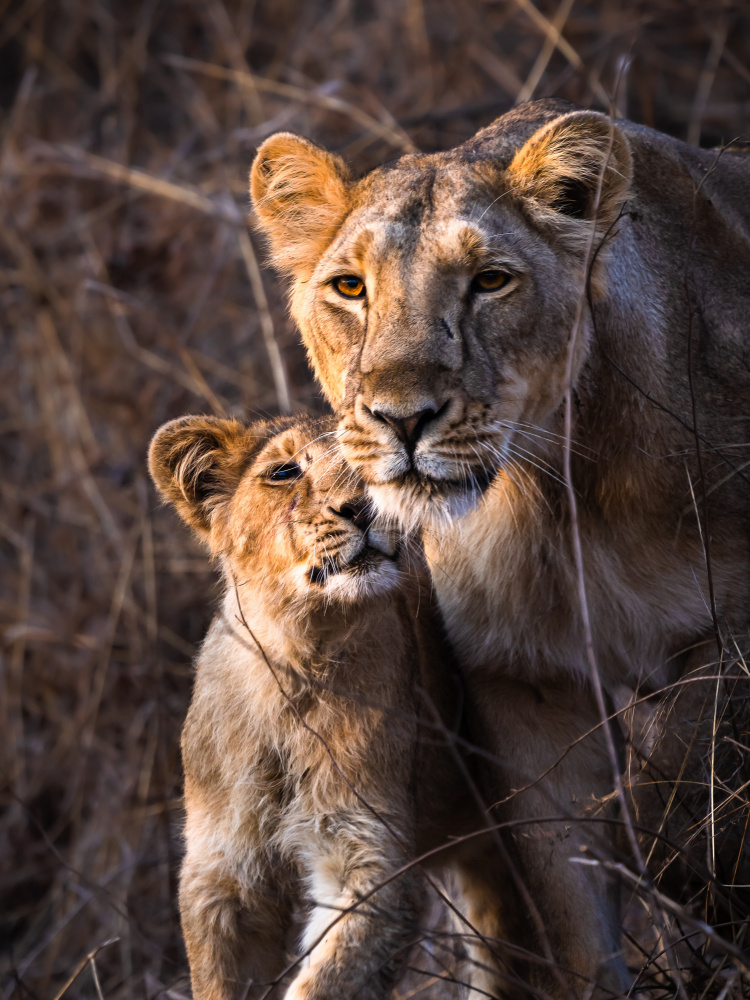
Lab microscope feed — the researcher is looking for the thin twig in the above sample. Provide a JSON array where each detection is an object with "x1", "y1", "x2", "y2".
[
  {"x1": 237, "y1": 228, "x2": 291, "y2": 414},
  {"x1": 51, "y1": 938, "x2": 120, "y2": 1000}
]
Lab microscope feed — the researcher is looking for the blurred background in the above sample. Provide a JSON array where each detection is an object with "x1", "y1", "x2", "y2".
[{"x1": 1, "y1": 1, "x2": 749, "y2": 998}]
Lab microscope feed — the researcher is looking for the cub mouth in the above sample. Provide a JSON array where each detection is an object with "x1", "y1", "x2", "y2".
[{"x1": 307, "y1": 541, "x2": 400, "y2": 588}]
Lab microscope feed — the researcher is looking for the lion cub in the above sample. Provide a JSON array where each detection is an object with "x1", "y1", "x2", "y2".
[{"x1": 148, "y1": 414, "x2": 483, "y2": 1000}]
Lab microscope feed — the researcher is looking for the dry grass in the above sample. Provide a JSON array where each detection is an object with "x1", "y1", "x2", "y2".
[{"x1": 1, "y1": 1, "x2": 749, "y2": 998}]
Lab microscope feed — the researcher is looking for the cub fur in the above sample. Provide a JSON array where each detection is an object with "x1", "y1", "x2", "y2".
[
  {"x1": 250, "y1": 100, "x2": 750, "y2": 996},
  {"x1": 149, "y1": 415, "x2": 507, "y2": 1000}
]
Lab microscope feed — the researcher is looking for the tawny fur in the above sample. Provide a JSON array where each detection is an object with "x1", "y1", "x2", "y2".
[
  {"x1": 250, "y1": 100, "x2": 750, "y2": 997},
  {"x1": 149, "y1": 415, "x2": 513, "y2": 1000}
]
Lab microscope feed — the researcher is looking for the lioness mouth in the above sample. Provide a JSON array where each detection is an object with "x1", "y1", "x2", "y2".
[{"x1": 404, "y1": 467, "x2": 497, "y2": 494}]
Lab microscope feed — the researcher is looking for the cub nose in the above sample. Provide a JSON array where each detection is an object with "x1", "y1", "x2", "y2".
[
  {"x1": 368, "y1": 404, "x2": 440, "y2": 451},
  {"x1": 333, "y1": 498, "x2": 375, "y2": 531}
]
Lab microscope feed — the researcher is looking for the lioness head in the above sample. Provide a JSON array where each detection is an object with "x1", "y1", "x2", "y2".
[
  {"x1": 148, "y1": 415, "x2": 401, "y2": 606},
  {"x1": 250, "y1": 100, "x2": 631, "y2": 528}
]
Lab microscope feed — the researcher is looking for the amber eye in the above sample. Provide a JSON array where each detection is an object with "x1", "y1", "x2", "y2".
[
  {"x1": 333, "y1": 275, "x2": 366, "y2": 299},
  {"x1": 472, "y1": 269, "x2": 511, "y2": 293},
  {"x1": 266, "y1": 463, "x2": 302, "y2": 483}
]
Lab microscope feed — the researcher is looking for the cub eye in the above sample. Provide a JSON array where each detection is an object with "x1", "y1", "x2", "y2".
[
  {"x1": 333, "y1": 275, "x2": 366, "y2": 299},
  {"x1": 266, "y1": 463, "x2": 302, "y2": 483},
  {"x1": 472, "y1": 269, "x2": 512, "y2": 293}
]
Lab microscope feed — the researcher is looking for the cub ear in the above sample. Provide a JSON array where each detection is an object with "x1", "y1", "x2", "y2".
[
  {"x1": 250, "y1": 132, "x2": 352, "y2": 278},
  {"x1": 148, "y1": 416, "x2": 250, "y2": 537},
  {"x1": 507, "y1": 111, "x2": 632, "y2": 237}
]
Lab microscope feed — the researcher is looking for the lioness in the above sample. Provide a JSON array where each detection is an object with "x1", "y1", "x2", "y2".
[
  {"x1": 250, "y1": 100, "x2": 750, "y2": 995},
  {"x1": 149, "y1": 414, "x2": 507, "y2": 1000}
]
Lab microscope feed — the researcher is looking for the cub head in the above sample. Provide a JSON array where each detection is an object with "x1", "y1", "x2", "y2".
[
  {"x1": 148, "y1": 414, "x2": 402, "y2": 608},
  {"x1": 250, "y1": 101, "x2": 632, "y2": 530}
]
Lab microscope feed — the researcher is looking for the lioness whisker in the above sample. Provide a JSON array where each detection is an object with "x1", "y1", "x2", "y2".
[
  {"x1": 287, "y1": 430, "x2": 340, "y2": 463},
  {"x1": 494, "y1": 418, "x2": 598, "y2": 460},
  {"x1": 505, "y1": 444, "x2": 569, "y2": 492}
]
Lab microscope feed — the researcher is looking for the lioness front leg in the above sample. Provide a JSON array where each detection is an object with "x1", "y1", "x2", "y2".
[
  {"x1": 285, "y1": 833, "x2": 425, "y2": 1000},
  {"x1": 180, "y1": 853, "x2": 292, "y2": 1000},
  {"x1": 469, "y1": 676, "x2": 629, "y2": 999}
]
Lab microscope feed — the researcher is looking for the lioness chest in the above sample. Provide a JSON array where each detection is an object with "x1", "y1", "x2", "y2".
[{"x1": 425, "y1": 481, "x2": 723, "y2": 691}]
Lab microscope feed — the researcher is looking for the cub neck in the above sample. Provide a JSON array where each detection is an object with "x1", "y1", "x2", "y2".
[{"x1": 217, "y1": 553, "x2": 407, "y2": 679}]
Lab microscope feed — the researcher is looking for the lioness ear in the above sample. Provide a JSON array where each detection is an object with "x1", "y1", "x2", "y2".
[
  {"x1": 148, "y1": 416, "x2": 250, "y2": 537},
  {"x1": 508, "y1": 111, "x2": 632, "y2": 236},
  {"x1": 250, "y1": 132, "x2": 352, "y2": 277}
]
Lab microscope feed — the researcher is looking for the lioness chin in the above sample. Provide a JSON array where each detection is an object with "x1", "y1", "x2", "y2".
[
  {"x1": 250, "y1": 99, "x2": 750, "y2": 997},
  {"x1": 149, "y1": 415, "x2": 515, "y2": 1000}
]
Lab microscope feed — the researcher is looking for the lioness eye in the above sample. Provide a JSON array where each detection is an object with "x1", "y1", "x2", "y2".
[
  {"x1": 266, "y1": 463, "x2": 302, "y2": 482},
  {"x1": 333, "y1": 275, "x2": 366, "y2": 299},
  {"x1": 472, "y1": 270, "x2": 511, "y2": 293}
]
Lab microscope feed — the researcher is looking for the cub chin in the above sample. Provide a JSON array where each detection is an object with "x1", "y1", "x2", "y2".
[{"x1": 148, "y1": 414, "x2": 506, "y2": 1000}]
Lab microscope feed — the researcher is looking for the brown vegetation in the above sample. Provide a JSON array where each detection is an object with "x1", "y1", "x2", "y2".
[{"x1": 1, "y1": 2, "x2": 749, "y2": 998}]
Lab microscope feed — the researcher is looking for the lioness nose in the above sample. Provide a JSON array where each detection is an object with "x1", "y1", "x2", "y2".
[
  {"x1": 334, "y1": 498, "x2": 375, "y2": 531},
  {"x1": 369, "y1": 405, "x2": 439, "y2": 450}
]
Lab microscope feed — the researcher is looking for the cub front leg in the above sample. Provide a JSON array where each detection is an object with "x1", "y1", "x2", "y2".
[
  {"x1": 285, "y1": 831, "x2": 425, "y2": 1000},
  {"x1": 180, "y1": 852, "x2": 292, "y2": 1000}
]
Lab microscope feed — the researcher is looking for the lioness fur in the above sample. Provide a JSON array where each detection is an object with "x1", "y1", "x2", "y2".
[
  {"x1": 149, "y1": 415, "x2": 508, "y2": 1000},
  {"x1": 250, "y1": 100, "x2": 750, "y2": 996}
]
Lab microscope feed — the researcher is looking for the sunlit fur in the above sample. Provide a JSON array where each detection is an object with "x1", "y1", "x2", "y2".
[
  {"x1": 251, "y1": 98, "x2": 750, "y2": 997},
  {"x1": 148, "y1": 415, "x2": 511, "y2": 1000}
]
